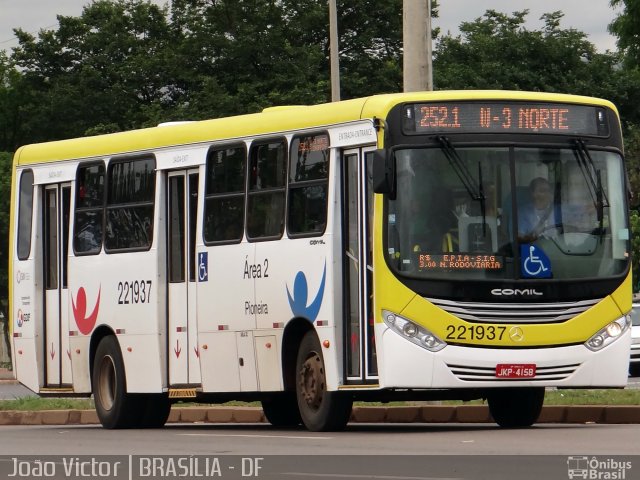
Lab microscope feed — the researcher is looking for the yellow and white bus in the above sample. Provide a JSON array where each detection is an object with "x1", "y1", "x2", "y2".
[{"x1": 9, "y1": 91, "x2": 632, "y2": 430}]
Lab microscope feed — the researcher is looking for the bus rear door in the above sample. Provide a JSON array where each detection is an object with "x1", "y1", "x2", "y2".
[
  {"x1": 167, "y1": 170, "x2": 201, "y2": 386},
  {"x1": 42, "y1": 183, "x2": 72, "y2": 387}
]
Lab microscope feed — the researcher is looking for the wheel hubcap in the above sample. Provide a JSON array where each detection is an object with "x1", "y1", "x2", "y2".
[
  {"x1": 299, "y1": 351, "x2": 325, "y2": 411},
  {"x1": 97, "y1": 355, "x2": 116, "y2": 411}
]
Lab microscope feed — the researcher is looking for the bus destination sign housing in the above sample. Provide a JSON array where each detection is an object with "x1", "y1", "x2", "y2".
[{"x1": 403, "y1": 102, "x2": 609, "y2": 136}]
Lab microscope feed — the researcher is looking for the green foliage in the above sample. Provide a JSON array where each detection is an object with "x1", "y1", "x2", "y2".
[
  {"x1": 433, "y1": 10, "x2": 615, "y2": 96},
  {"x1": 0, "y1": 152, "x2": 11, "y2": 316},
  {"x1": 0, "y1": 397, "x2": 94, "y2": 411},
  {"x1": 10, "y1": 0, "x2": 175, "y2": 140}
]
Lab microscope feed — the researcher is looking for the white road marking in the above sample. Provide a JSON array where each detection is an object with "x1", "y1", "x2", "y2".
[{"x1": 178, "y1": 433, "x2": 332, "y2": 440}]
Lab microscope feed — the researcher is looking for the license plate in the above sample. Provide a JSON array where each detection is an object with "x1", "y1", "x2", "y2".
[{"x1": 495, "y1": 363, "x2": 536, "y2": 378}]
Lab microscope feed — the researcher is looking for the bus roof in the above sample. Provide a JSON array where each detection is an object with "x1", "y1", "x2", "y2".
[{"x1": 13, "y1": 90, "x2": 618, "y2": 165}]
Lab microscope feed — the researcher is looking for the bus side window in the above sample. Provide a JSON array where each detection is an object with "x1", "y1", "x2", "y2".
[
  {"x1": 17, "y1": 169, "x2": 34, "y2": 260},
  {"x1": 74, "y1": 163, "x2": 104, "y2": 255},
  {"x1": 287, "y1": 133, "x2": 329, "y2": 236},
  {"x1": 247, "y1": 139, "x2": 286, "y2": 240},
  {"x1": 203, "y1": 145, "x2": 246, "y2": 244},
  {"x1": 104, "y1": 158, "x2": 155, "y2": 252}
]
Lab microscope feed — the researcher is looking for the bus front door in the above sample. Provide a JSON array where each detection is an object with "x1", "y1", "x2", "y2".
[
  {"x1": 167, "y1": 170, "x2": 201, "y2": 386},
  {"x1": 342, "y1": 148, "x2": 378, "y2": 384},
  {"x1": 42, "y1": 183, "x2": 72, "y2": 387}
]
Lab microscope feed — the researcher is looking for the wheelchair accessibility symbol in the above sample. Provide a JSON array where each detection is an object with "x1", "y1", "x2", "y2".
[
  {"x1": 520, "y1": 244, "x2": 551, "y2": 279},
  {"x1": 198, "y1": 252, "x2": 208, "y2": 282}
]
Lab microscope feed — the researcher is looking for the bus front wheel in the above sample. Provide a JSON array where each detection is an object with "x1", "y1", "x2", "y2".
[
  {"x1": 487, "y1": 387, "x2": 545, "y2": 428},
  {"x1": 261, "y1": 393, "x2": 302, "y2": 427},
  {"x1": 92, "y1": 335, "x2": 137, "y2": 429},
  {"x1": 295, "y1": 331, "x2": 352, "y2": 432}
]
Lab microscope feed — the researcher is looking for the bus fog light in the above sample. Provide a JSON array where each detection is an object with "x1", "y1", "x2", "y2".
[
  {"x1": 382, "y1": 310, "x2": 446, "y2": 352},
  {"x1": 421, "y1": 335, "x2": 437, "y2": 348},
  {"x1": 585, "y1": 316, "x2": 630, "y2": 352},
  {"x1": 588, "y1": 335, "x2": 604, "y2": 349}
]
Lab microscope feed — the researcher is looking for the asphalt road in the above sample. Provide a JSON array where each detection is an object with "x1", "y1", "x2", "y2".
[{"x1": 0, "y1": 423, "x2": 638, "y2": 480}]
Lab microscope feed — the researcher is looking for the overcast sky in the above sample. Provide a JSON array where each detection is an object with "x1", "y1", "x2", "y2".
[{"x1": 0, "y1": 0, "x2": 623, "y2": 53}]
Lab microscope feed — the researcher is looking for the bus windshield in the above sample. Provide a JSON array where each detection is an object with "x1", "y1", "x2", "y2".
[{"x1": 386, "y1": 145, "x2": 629, "y2": 281}]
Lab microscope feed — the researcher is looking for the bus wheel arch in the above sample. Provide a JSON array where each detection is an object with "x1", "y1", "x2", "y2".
[
  {"x1": 282, "y1": 318, "x2": 314, "y2": 391},
  {"x1": 91, "y1": 332, "x2": 137, "y2": 429},
  {"x1": 89, "y1": 326, "x2": 116, "y2": 386},
  {"x1": 295, "y1": 329, "x2": 353, "y2": 431},
  {"x1": 260, "y1": 318, "x2": 311, "y2": 428}
]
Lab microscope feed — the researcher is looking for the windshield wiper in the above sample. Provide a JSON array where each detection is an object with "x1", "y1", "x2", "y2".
[
  {"x1": 573, "y1": 139, "x2": 609, "y2": 229},
  {"x1": 436, "y1": 136, "x2": 487, "y2": 234}
]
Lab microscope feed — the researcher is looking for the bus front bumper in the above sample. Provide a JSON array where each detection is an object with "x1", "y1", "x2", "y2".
[{"x1": 376, "y1": 324, "x2": 631, "y2": 389}]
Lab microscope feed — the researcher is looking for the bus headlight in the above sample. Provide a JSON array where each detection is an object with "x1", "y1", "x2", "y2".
[
  {"x1": 585, "y1": 316, "x2": 631, "y2": 352},
  {"x1": 383, "y1": 310, "x2": 446, "y2": 352}
]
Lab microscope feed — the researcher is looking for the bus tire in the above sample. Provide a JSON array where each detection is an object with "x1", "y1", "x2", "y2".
[
  {"x1": 135, "y1": 394, "x2": 171, "y2": 428},
  {"x1": 487, "y1": 387, "x2": 545, "y2": 428},
  {"x1": 92, "y1": 336, "x2": 137, "y2": 429},
  {"x1": 295, "y1": 331, "x2": 352, "y2": 432},
  {"x1": 261, "y1": 393, "x2": 302, "y2": 427}
]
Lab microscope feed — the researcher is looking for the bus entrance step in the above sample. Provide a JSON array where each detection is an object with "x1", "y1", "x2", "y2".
[{"x1": 168, "y1": 388, "x2": 197, "y2": 399}]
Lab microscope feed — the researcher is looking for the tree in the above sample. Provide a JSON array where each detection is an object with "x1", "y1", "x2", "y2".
[
  {"x1": 610, "y1": 0, "x2": 640, "y2": 65},
  {"x1": 0, "y1": 152, "x2": 11, "y2": 358},
  {"x1": 433, "y1": 10, "x2": 620, "y2": 95},
  {"x1": 11, "y1": 0, "x2": 176, "y2": 138}
]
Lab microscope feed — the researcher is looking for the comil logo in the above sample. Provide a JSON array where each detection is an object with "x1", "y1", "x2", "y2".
[{"x1": 567, "y1": 456, "x2": 632, "y2": 479}]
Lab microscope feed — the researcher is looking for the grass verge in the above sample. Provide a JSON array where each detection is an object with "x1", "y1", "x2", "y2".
[{"x1": 0, "y1": 389, "x2": 639, "y2": 411}]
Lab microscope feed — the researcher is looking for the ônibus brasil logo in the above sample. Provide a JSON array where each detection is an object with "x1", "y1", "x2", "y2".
[{"x1": 72, "y1": 286, "x2": 101, "y2": 335}]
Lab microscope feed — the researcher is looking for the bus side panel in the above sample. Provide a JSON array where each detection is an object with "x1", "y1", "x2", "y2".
[
  {"x1": 197, "y1": 242, "x2": 255, "y2": 392},
  {"x1": 198, "y1": 330, "x2": 240, "y2": 391},
  {"x1": 256, "y1": 235, "x2": 340, "y2": 391},
  {"x1": 68, "y1": 250, "x2": 165, "y2": 393},
  {"x1": 12, "y1": 190, "x2": 44, "y2": 393},
  {"x1": 68, "y1": 335, "x2": 91, "y2": 393}
]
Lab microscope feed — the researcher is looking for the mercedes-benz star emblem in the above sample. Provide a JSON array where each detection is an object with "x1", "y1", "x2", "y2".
[{"x1": 509, "y1": 326, "x2": 524, "y2": 342}]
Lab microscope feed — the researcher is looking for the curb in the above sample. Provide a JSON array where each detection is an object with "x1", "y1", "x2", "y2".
[{"x1": 1, "y1": 405, "x2": 640, "y2": 426}]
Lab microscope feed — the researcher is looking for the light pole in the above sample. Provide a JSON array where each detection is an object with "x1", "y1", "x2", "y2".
[
  {"x1": 329, "y1": 0, "x2": 341, "y2": 101},
  {"x1": 403, "y1": 0, "x2": 433, "y2": 92}
]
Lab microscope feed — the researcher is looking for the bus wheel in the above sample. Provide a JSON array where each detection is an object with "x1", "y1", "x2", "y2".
[
  {"x1": 261, "y1": 393, "x2": 302, "y2": 427},
  {"x1": 487, "y1": 387, "x2": 545, "y2": 428},
  {"x1": 135, "y1": 394, "x2": 171, "y2": 428},
  {"x1": 295, "y1": 331, "x2": 352, "y2": 432},
  {"x1": 93, "y1": 336, "x2": 136, "y2": 429}
]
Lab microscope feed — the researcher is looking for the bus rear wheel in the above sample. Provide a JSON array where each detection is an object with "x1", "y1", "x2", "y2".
[
  {"x1": 93, "y1": 335, "x2": 137, "y2": 429},
  {"x1": 295, "y1": 331, "x2": 352, "y2": 432},
  {"x1": 487, "y1": 387, "x2": 545, "y2": 428},
  {"x1": 135, "y1": 394, "x2": 171, "y2": 428}
]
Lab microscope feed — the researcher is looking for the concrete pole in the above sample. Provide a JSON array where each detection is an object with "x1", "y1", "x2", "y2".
[
  {"x1": 329, "y1": 0, "x2": 341, "y2": 101},
  {"x1": 403, "y1": 0, "x2": 433, "y2": 92}
]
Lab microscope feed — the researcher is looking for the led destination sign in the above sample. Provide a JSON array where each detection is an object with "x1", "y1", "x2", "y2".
[
  {"x1": 404, "y1": 102, "x2": 609, "y2": 136},
  {"x1": 417, "y1": 254, "x2": 504, "y2": 272}
]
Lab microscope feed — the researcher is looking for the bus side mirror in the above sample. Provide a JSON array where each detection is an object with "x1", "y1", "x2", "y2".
[{"x1": 372, "y1": 149, "x2": 396, "y2": 199}]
